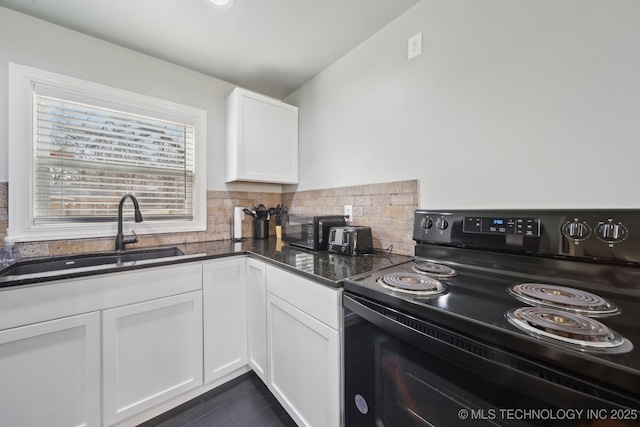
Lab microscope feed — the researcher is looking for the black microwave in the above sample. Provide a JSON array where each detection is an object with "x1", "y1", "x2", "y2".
[{"x1": 282, "y1": 215, "x2": 346, "y2": 251}]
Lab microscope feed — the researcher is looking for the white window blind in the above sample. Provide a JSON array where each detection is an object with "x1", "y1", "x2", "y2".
[{"x1": 33, "y1": 93, "x2": 195, "y2": 223}]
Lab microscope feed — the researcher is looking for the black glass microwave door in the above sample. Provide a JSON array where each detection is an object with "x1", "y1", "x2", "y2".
[{"x1": 283, "y1": 220, "x2": 304, "y2": 240}]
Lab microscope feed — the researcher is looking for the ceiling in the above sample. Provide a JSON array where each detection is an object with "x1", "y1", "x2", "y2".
[{"x1": 0, "y1": 0, "x2": 420, "y2": 99}]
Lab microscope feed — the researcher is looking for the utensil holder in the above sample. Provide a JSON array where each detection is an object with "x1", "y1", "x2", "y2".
[{"x1": 254, "y1": 218, "x2": 269, "y2": 239}]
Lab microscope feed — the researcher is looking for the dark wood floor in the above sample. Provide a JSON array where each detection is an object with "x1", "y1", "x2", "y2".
[{"x1": 139, "y1": 372, "x2": 298, "y2": 427}]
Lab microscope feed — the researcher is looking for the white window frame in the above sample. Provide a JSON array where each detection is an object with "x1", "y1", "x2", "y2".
[{"x1": 6, "y1": 63, "x2": 207, "y2": 244}]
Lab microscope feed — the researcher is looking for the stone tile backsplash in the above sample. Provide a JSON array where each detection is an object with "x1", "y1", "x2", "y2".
[
  {"x1": 0, "y1": 180, "x2": 417, "y2": 257},
  {"x1": 282, "y1": 180, "x2": 418, "y2": 256}
]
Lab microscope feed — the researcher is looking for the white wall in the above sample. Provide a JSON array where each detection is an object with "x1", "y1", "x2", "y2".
[
  {"x1": 0, "y1": 7, "x2": 281, "y2": 193},
  {"x1": 285, "y1": 0, "x2": 640, "y2": 209}
]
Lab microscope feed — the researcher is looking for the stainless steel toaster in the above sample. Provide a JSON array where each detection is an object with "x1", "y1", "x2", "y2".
[{"x1": 327, "y1": 226, "x2": 373, "y2": 256}]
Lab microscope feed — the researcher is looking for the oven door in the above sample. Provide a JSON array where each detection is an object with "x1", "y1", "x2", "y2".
[{"x1": 343, "y1": 293, "x2": 636, "y2": 427}]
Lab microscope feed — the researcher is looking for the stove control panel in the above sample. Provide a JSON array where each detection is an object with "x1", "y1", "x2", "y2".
[
  {"x1": 413, "y1": 210, "x2": 640, "y2": 264},
  {"x1": 463, "y1": 216, "x2": 540, "y2": 237}
]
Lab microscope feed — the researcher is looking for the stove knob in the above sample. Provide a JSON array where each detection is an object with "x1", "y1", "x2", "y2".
[
  {"x1": 437, "y1": 218, "x2": 449, "y2": 230},
  {"x1": 561, "y1": 221, "x2": 590, "y2": 240},
  {"x1": 596, "y1": 222, "x2": 628, "y2": 243},
  {"x1": 421, "y1": 217, "x2": 433, "y2": 229}
]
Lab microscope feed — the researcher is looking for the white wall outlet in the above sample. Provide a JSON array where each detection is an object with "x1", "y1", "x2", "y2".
[
  {"x1": 344, "y1": 205, "x2": 353, "y2": 222},
  {"x1": 408, "y1": 32, "x2": 422, "y2": 60}
]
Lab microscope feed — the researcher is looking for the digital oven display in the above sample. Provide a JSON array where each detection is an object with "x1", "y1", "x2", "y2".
[{"x1": 463, "y1": 217, "x2": 540, "y2": 237}]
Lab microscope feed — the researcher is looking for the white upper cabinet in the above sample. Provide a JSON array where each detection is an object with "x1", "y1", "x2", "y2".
[{"x1": 226, "y1": 88, "x2": 298, "y2": 184}]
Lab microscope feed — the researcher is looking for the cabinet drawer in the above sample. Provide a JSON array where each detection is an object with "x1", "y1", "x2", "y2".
[{"x1": 265, "y1": 265, "x2": 341, "y2": 329}]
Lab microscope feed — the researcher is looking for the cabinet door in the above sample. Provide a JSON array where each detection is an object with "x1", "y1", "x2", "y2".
[
  {"x1": 267, "y1": 293, "x2": 340, "y2": 427},
  {"x1": 203, "y1": 257, "x2": 248, "y2": 385},
  {"x1": 226, "y1": 88, "x2": 298, "y2": 184},
  {"x1": 0, "y1": 312, "x2": 101, "y2": 427},
  {"x1": 246, "y1": 258, "x2": 267, "y2": 382},
  {"x1": 102, "y1": 292, "x2": 203, "y2": 426}
]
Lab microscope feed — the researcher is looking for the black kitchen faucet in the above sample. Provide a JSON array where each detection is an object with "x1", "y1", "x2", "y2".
[{"x1": 115, "y1": 194, "x2": 144, "y2": 251}]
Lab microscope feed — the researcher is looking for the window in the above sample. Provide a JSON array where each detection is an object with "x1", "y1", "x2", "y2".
[
  {"x1": 6, "y1": 64, "x2": 207, "y2": 243},
  {"x1": 34, "y1": 92, "x2": 195, "y2": 222}
]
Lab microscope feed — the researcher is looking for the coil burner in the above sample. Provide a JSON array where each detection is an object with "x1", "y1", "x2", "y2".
[
  {"x1": 412, "y1": 261, "x2": 457, "y2": 278},
  {"x1": 378, "y1": 272, "x2": 446, "y2": 296},
  {"x1": 506, "y1": 307, "x2": 631, "y2": 353},
  {"x1": 508, "y1": 283, "x2": 619, "y2": 317}
]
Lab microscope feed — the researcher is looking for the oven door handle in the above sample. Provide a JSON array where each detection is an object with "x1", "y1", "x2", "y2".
[
  {"x1": 344, "y1": 293, "x2": 500, "y2": 372},
  {"x1": 343, "y1": 293, "x2": 638, "y2": 410},
  {"x1": 344, "y1": 293, "x2": 464, "y2": 355}
]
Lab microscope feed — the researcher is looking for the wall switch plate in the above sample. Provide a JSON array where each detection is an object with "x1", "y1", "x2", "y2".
[
  {"x1": 408, "y1": 32, "x2": 422, "y2": 59},
  {"x1": 344, "y1": 205, "x2": 353, "y2": 222}
]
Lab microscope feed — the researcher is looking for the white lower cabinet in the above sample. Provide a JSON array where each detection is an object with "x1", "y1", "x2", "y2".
[
  {"x1": 0, "y1": 263, "x2": 203, "y2": 427},
  {"x1": 0, "y1": 256, "x2": 344, "y2": 427},
  {"x1": 266, "y1": 265, "x2": 342, "y2": 427},
  {"x1": 0, "y1": 312, "x2": 101, "y2": 427},
  {"x1": 202, "y1": 257, "x2": 249, "y2": 385},
  {"x1": 102, "y1": 291, "x2": 203, "y2": 426},
  {"x1": 246, "y1": 257, "x2": 268, "y2": 382}
]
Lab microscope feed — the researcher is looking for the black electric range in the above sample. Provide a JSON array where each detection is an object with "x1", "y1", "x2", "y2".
[{"x1": 343, "y1": 210, "x2": 640, "y2": 426}]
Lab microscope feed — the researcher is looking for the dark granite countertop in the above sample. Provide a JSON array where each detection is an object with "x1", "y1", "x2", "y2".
[
  {"x1": 241, "y1": 238, "x2": 412, "y2": 288},
  {"x1": 0, "y1": 238, "x2": 413, "y2": 289}
]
